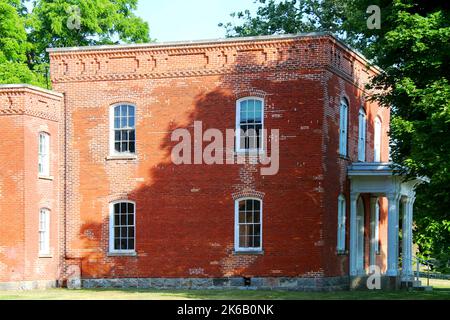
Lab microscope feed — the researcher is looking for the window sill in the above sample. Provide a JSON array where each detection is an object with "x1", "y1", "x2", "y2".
[
  {"x1": 234, "y1": 150, "x2": 266, "y2": 156},
  {"x1": 106, "y1": 155, "x2": 137, "y2": 161},
  {"x1": 39, "y1": 254, "x2": 53, "y2": 259},
  {"x1": 107, "y1": 252, "x2": 137, "y2": 257},
  {"x1": 338, "y1": 155, "x2": 351, "y2": 161},
  {"x1": 233, "y1": 250, "x2": 264, "y2": 255},
  {"x1": 38, "y1": 175, "x2": 54, "y2": 181}
]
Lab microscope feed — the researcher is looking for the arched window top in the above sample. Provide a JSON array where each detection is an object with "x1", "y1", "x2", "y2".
[
  {"x1": 359, "y1": 107, "x2": 366, "y2": 116},
  {"x1": 112, "y1": 104, "x2": 136, "y2": 129},
  {"x1": 375, "y1": 115, "x2": 382, "y2": 124},
  {"x1": 340, "y1": 97, "x2": 349, "y2": 107}
]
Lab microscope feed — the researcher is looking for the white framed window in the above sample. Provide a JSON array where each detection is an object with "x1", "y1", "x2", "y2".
[
  {"x1": 109, "y1": 201, "x2": 136, "y2": 253},
  {"x1": 39, "y1": 208, "x2": 50, "y2": 255},
  {"x1": 234, "y1": 198, "x2": 262, "y2": 252},
  {"x1": 374, "y1": 200, "x2": 380, "y2": 254},
  {"x1": 110, "y1": 104, "x2": 136, "y2": 155},
  {"x1": 339, "y1": 98, "x2": 348, "y2": 156},
  {"x1": 38, "y1": 132, "x2": 50, "y2": 176},
  {"x1": 236, "y1": 97, "x2": 264, "y2": 153},
  {"x1": 358, "y1": 108, "x2": 366, "y2": 162},
  {"x1": 374, "y1": 116, "x2": 382, "y2": 162},
  {"x1": 337, "y1": 194, "x2": 346, "y2": 252}
]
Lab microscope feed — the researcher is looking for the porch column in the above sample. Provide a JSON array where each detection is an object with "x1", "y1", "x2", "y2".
[
  {"x1": 369, "y1": 197, "x2": 378, "y2": 267},
  {"x1": 386, "y1": 193, "x2": 400, "y2": 276},
  {"x1": 349, "y1": 192, "x2": 359, "y2": 276},
  {"x1": 402, "y1": 196, "x2": 415, "y2": 280}
]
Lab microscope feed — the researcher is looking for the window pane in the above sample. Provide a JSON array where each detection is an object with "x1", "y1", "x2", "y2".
[
  {"x1": 114, "y1": 227, "x2": 120, "y2": 238},
  {"x1": 114, "y1": 107, "x2": 120, "y2": 117},
  {"x1": 246, "y1": 200, "x2": 253, "y2": 210},
  {"x1": 120, "y1": 227, "x2": 127, "y2": 238},
  {"x1": 114, "y1": 142, "x2": 121, "y2": 153},
  {"x1": 114, "y1": 203, "x2": 120, "y2": 214},
  {"x1": 128, "y1": 239, "x2": 135, "y2": 250},
  {"x1": 115, "y1": 131, "x2": 120, "y2": 141},
  {"x1": 129, "y1": 130, "x2": 135, "y2": 141},
  {"x1": 239, "y1": 212, "x2": 245, "y2": 223},
  {"x1": 114, "y1": 239, "x2": 120, "y2": 250},
  {"x1": 127, "y1": 214, "x2": 134, "y2": 226},
  {"x1": 246, "y1": 211, "x2": 253, "y2": 223},
  {"x1": 121, "y1": 117, "x2": 127, "y2": 128},
  {"x1": 127, "y1": 203, "x2": 134, "y2": 213},
  {"x1": 114, "y1": 118, "x2": 120, "y2": 129},
  {"x1": 128, "y1": 106, "x2": 135, "y2": 118},
  {"x1": 121, "y1": 105, "x2": 127, "y2": 117},
  {"x1": 129, "y1": 142, "x2": 136, "y2": 153},
  {"x1": 120, "y1": 203, "x2": 127, "y2": 213},
  {"x1": 121, "y1": 131, "x2": 128, "y2": 141},
  {"x1": 121, "y1": 239, "x2": 127, "y2": 250},
  {"x1": 120, "y1": 214, "x2": 127, "y2": 225},
  {"x1": 114, "y1": 215, "x2": 120, "y2": 226},
  {"x1": 128, "y1": 116, "x2": 135, "y2": 128},
  {"x1": 128, "y1": 227, "x2": 135, "y2": 238},
  {"x1": 254, "y1": 236, "x2": 261, "y2": 247}
]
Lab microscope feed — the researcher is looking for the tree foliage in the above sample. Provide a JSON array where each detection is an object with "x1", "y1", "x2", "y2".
[{"x1": 0, "y1": 0, "x2": 150, "y2": 87}]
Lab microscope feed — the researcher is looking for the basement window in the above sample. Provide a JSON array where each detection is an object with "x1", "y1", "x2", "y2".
[
  {"x1": 235, "y1": 198, "x2": 262, "y2": 252},
  {"x1": 109, "y1": 201, "x2": 136, "y2": 254}
]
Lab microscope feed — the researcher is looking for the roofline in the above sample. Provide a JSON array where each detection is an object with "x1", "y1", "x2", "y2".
[
  {"x1": 46, "y1": 32, "x2": 380, "y2": 74},
  {"x1": 0, "y1": 84, "x2": 63, "y2": 98},
  {"x1": 46, "y1": 32, "x2": 331, "y2": 53}
]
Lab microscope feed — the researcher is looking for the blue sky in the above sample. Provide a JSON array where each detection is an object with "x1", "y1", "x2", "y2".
[{"x1": 137, "y1": 0, "x2": 259, "y2": 42}]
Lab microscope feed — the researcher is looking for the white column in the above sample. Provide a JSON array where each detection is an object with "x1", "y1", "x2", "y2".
[
  {"x1": 369, "y1": 197, "x2": 378, "y2": 267},
  {"x1": 386, "y1": 193, "x2": 400, "y2": 276},
  {"x1": 402, "y1": 196, "x2": 415, "y2": 280},
  {"x1": 349, "y1": 192, "x2": 359, "y2": 276}
]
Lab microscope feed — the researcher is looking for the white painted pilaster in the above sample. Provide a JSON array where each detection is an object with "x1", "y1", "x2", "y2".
[
  {"x1": 349, "y1": 192, "x2": 359, "y2": 276},
  {"x1": 369, "y1": 197, "x2": 378, "y2": 267},
  {"x1": 386, "y1": 193, "x2": 400, "y2": 276},
  {"x1": 402, "y1": 196, "x2": 415, "y2": 280}
]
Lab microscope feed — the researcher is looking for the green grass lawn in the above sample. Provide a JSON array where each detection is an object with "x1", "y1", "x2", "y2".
[{"x1": 1, "y1": 278, "x2": 449, "y2": 300}]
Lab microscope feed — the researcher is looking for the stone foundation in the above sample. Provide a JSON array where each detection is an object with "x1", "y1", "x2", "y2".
[
  {"x1": 81, "y1": 276, "x2": 350, "y2": 291},
  {"x1": 0, "y1": 280, "x2": 57, "y2": 291}
]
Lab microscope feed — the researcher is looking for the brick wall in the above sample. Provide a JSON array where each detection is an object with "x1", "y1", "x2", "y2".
[
  {"x1": 0, "y1": 85, "x2": 63, "y2": 284},
  {"x1": 46, "y1": 34, "x2": 389, "y2": 281}
]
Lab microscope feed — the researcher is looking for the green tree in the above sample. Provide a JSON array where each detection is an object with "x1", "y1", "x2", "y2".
[
  {"x1": 219, "y1": 0, "x2": 372, "y2": 54},
  {"x1": 26, "y1": 0, "x2": 150, "y2": 66},
  {"x1": 0, "y1": 0, "x2": 150, "y2": 87},
  {"x1": 0, "y1": 0, "x2": 43, "y2": 85}
]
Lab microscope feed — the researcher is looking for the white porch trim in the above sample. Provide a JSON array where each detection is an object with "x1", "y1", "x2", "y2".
[{"x1": 347, "y1": 162, "x2": 427, "y2": 279}]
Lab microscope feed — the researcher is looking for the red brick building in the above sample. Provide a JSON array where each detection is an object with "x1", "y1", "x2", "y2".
[{"x1": 0, "y1": 33, "x2": 422, "y2": 290}]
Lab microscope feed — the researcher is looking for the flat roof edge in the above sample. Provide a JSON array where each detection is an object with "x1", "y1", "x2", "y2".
[
  {"x1": 46, "y1": 32, "x2": 331, "y2": 53},
  {"x1": 0, "y1": 84, "x2": 63, "y2": 98}
]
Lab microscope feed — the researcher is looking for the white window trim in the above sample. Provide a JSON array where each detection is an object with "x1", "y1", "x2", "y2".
[
  {"x1": 235, "y1": 97, "x2": 265, "y2": 154},
  {"x1": 337, "y1": 194, "x2": 346, "y2": 252},
  {"x1": 109, "y1": 200, "x2": 136, "y2": 255},
  {"x1": 234, "y1": 197, "x2": 263, "y2": 252},
  {"x1": 374, "y1": 116, "x2": 382, "y2": 162},
  {"x1": 109, "y1": 103, "x2": 137, "y2": 157},
  {"x1": 339, "y1": 98, "x2": 348, "y2": 156},
  {"x1": 358, "y1": 108, "x2": 366, "y2": 162},
  {"x1": 38, "y1": 132, "x2": 50, "y2": 177},
  {"x1": 39, "y1": 208, "x2": 50, "y2": 256}
]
